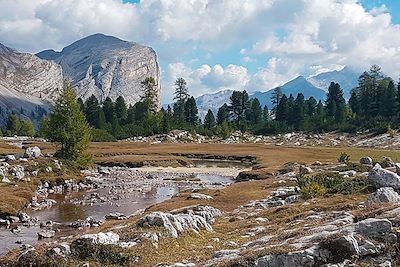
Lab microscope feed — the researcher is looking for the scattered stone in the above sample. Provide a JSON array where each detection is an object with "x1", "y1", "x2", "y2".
[
  {"x1": 5, "y1": 155, "x2": 16, "y2": 161},
  {"x1": 78, "y1": 232, "x2": 119, "y2": 245},
  {"x1": 138, "y1": 206, "x2": 221, "y2": 237},
  {"x1": 105, "y1": 212, "x2": 128, "y2": 220},
  {"x1": 255, "y1": 250, "x2": 315, "y2": 267},
  {"x1": 187, "y1": 193, "x2": 213, "y2": 200},
  {"x1": 368, "y1": 164, "x2": 400, "y2": 189},
  {"x1": 366, "y1": 187, "x2": 400, "y2": 205},
  {"x1": 299, "y1": 166, "x2": 313, "y2": 174},
  {"x1": 360, "y1": 157, "x2": 373, "y2": 165},
  {"x1": 38, "y1": 230, "x2": 56, "y2": 239},
  {"x1": 24, "y1": 146, "x2": 42, "y2": 158},
  {"x1": 382, "y1": 157, "x2": 395, "y2": 167},
  {"x1": 50, "y1": 243, "x2": 71, "y2": 257},
  {"x1": 46, "y1": 166, "x2": 53, "y2": 173},
  {"x1": 356, "y1": 218, "x2": 392, "y2": 237}
]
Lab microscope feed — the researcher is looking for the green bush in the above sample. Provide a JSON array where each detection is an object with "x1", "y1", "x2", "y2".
[
  {"x1": 91, "y1": 128, "x2": 117, "y2": 142},
  {"x1": 335, "y1": 162, "x2": 372, "y2": 173},
  {"x1": 338, "y1": 152, "x2": 350, "y2": 164},
  {"x1": 72, "y1": 239, "x2": 134, "y2": 265},
  {"x1": 297, "y1": 172, "x2": 369, "y2": 199}
]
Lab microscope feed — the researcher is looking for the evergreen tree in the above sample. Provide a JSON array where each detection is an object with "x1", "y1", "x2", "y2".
[
  {"x1": 384, "y1": 80, "x2": 397, "y2": 117},
  {"x1": 6, "y1": 114, "x2": 21, "y2": 136},
  {"x1": 102, "y1": 97, "x2": 114, "y2": 123},
  {"x1": 217, "y1": 104, "x2": 230, "y2": 125},
  {"x1": 262, "y1": 105, "x2": 270, "y2": 122},
  {"x1": 275, "y1": 94, "x2": 289, "y2": 123},
  {"x1": 184, "y1": 96, "x2": 199, "y2": 126},
  {"x1": 141, "y1": 77, "x2": 158, "y2": 112},
  {"x1": 174, "y1": 78, "x2": 189, "y2": 103},
  {"x1": 247, "y1": 98, "x2": 262, "y2": 125},
  {"x1": 96, "y1": 109, "x2": 107, "y2": 129},
  {"x1": 292, "y1": 93, "x2": 305, "y2": 130},
  {"x1": 77, "y1": 98, "x2": 85, "y2": 112},
  {"x1": 229, "y1": 90, "x2": 250, "y2": 126},
  {"x1": 349, "y1": 90, "x2": 360, "y2": 114},
  {"x1": 84, "y1": 94, "x2": 100, "y2": 126},
  {"x1": 47, "y1": 85, "x2": 91, "y2": 165},
  {"x1": 271, "y1": 87, "x2": 283, "y2": 114},
  {"x1": 204, "y1": 109, "x2": 216, "y2": 129},
  {"x1": 115, "y1": 96, "x2": 127, "y2": 121},
  {"x1": 19, "y1": 119, "x2": 35, "y2": 136},
  {"x1": 325, "y1": 82, "x2": 346, "y2": 123}
]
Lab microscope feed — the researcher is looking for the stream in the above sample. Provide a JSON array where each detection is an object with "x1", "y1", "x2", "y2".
[{"x1": 0, "y1": 160, "x2": 250, "y2": 255}]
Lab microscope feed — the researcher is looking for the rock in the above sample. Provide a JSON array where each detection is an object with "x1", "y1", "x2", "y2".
[
  {"x1": 46, "y1": 166, "x2": 53, "y2": 173},
  {"x1": 37, "y1": 34, "x2": 161, "y2": 110},
  {"x1": 213, "y1": 249, "x2": 240, "y2": 260},
  {"x1": 78, "y1": 232, "x2": 119, "y2": 245},
  {"x1": 12, "y1": 165, "x2": 25, "y2": 181},
  {"x1": 0, "y1": 219, "x2": 10, "y2": 226},
  {"x1": 271, "y1": 187, "x2": 299, "y2": 198},
  {"x1": 187, "y1": 193, "x2": 213, "y2": 200},
  {"x1": 5, "y1": 155, "x2": 16, "y2": 161},
  {"x1": 299, "y1": 166, "x2": 313, "y2": 174},
  {"x1": 105, "y1": 212, "x2": 128, "y2": 220},
  {"x1": 360, "y1": 157, "x2": 373, "y2": 165},
  {"x1": 320, "y1": 235, "x2": 359, "y2": 262},
  {"x1": 368, "y1": 164, "x2": 400, "y2": 189},
  {"x1": 119, "y1": 241, "x2": 138, "y2": 248},
  {"x1": 24, "y1": 146, "x2": 42, "y2": 158},
  {"x1": 138, "y1": 206, "x2": 221, "y2": 237},
  {"x1": 38, "y1": 230, "x2": 56, "y2": 239},
  {"x1": 358, "y1": 240, "x2": 378, "y2": 256},
  {"x1": 396, "y1": 163, "x2": 400, "y2": 175},
  {"x1": 366, "y1": 187, "x2": 400, "y2": 205},
  {"x1": 98, "y1": 167, "x2": 111, "y2": 175},
  {"x1": 50, "y1": 243, "x2": 71, "y2": 257},
  {"x1": 356, "y1": 218, "x2": 392, "y2": 237},
  {"x1": 339, "y1": 170, "x2": 356, "y2": 177},
  {"x1": 382, "y1": 157, "x2": 395, "y2": 167},
  {"x1": 255, "y1": 251, "x2": 315, "y2": 267}
]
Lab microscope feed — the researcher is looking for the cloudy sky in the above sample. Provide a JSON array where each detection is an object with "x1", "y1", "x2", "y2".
[{"x1": 1, "y1": 0, "x2": 400, "y2": 103}]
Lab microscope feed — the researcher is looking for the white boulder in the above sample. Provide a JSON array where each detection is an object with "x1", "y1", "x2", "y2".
[{"x1": 368, "y1": 164, "x2": 400, "y2": 189}]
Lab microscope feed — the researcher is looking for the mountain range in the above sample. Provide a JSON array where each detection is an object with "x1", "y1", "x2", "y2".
[
  {"x1": 0, "y1": 34, "x2": 161, "y2": 125},
  {"x1": 195, "y1": 67, "x2": 360, "y2": 119}
]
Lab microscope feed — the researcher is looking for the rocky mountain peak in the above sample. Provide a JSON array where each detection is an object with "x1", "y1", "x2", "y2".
[{"x1": 37, "y1": 34, "x2": 161, "y2": 109}]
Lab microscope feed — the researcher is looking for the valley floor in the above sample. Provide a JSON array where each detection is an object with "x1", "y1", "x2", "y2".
[{"x1": 0, "y1": 133, "x2": 399, "y2": 266}]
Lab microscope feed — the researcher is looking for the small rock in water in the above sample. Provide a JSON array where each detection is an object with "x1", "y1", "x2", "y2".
[{"x1": 38, "y1": 230, "x2": 56, "y2": 239}]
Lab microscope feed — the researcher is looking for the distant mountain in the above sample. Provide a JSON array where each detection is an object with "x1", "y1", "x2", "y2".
[
  {"x1": 0, "y1": 43, "x2": 63, "y2": 124},
  {"x1": 37, "y1": 33, "x2": 161, "y2": 109},
  {"x1": 252, "y1": 76, "x2": 326, "y2": 108},
  {"x1": 307, "y1": 67, "x2": 359, "y2": 98},
  {"x1": 195, "y1": 67, "x2": 360, "y2": 118}
]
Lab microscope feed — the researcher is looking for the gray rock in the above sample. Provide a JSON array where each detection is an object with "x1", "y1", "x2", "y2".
[
  {"x1": 256, "y1": 251, "x2": 315, "y2": 267},
  {"x1": 356, "y1": 218, "x2": 392, "y2": 237},
  {"x1": 368, "y1": 164, "x2": 400, "y2": 189},
  {"x1": 138, "y1": 206, "x2": 221, "y2": 237},
  {"x1": 5, "y1": 155, "x2": 16, "y2": 161},
  {"x1": 50, "y1": 243, "x2": 71, "y2": 257},
  {"x1": 79, "y1": 232, "x2": 119, "y2": 245},
  {"x1": 187, "y1": 193, "x2": 213, "y2": 200},
  {"x1": 366, "y1": 187, "x2": 400, "y2": 205},
  {"x1": 382, "y1": 157, "x2": 395, "y2": 167},
  {"x1": 12, "y1": 165, "x2": 25, "y2": 181},
  {"x1": 396, "y1": 163, "x2": 400, "y2": 175},
  {"x1": 24, "y1": 146, "x2": 42, "y2": 158},
  {"x1": 105, "y1": 212, "x2": 128, "y2": 220},
  {"x1": 360, "y1": 157, "x2": 373, "y2": 165},
  {"x1": 38, "y1": 230, "x2": 56, "y2": 239}
]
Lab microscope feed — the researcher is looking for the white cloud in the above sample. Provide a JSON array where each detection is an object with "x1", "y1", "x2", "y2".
[{"x1": 1, "y1": 0, "x2": 400, "y2": 101}]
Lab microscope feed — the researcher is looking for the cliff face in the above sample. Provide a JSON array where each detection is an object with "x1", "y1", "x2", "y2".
[
  {"x1": 0, "y1": 43, "x2": 63, "y2": 122},
  {"x1": 37, "y1": 34, "x2": 161, "y2": 109}
]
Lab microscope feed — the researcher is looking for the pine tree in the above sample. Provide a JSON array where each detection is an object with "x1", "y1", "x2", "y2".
[
  {"x1": 229, "y1": 90, "x2": 250, "y2": 126},
  {"x1": 19, "y1": 118, "x2": 35, "y2": 136},
  {"x1": 47, "y1": 85, "x2": 91, "y2": 165},
  {"x1": 217, "y1": 104, "x2": 230, "y2": 125},
  {"x1": 102, "y1": 97, "x2": 114, "y2": 123},
  {"x1": 271, "y1": 87, "x2": 283, "y2": 114},
  {"x1": 174, "y1": 78, "x2": 189, "y2": 103},
  {"x1": 326, "y1": 82, "x2": 345, "y2": 123},
  {"x1": 6, "y1": 114, "x2": 21, "y2": 136},
  {"x1": 262, "y1": 105, "x2": 270, "y2": 122},
  {"x1": 275, "y1": 94, "x2": 289, "y2": 123},
  {"x1": 349, "y1": 90, "x2": 360, "y2": 114},
  {"x1": 292, "y1": 93, "x2": 305, "y2": 130},
  {"x1": 247, "y1": 98, "x2": 262, "y2": 125},
  {"x1": 77, "y1": 98, "x2": 85, "y2": 112},
  {"x1": 84, "y1": 95, "x2": 100, "y2": 126},
  {"x1": 204, "y1": 109, "x2": 216, "y2": 129},
  {"x1": 141, "y1": 77, "x2": 158, "y2": 112},
  {"x1": 184, "y1": 96, "x2": 199, "y2": 126},
  {"x1": 115, "y1": 96, "x2": 127, "y2": 121}
]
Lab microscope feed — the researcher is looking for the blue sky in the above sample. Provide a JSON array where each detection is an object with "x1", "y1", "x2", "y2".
[{"x1": 1, "y1": 0, "x2": 400, "y2": 103}]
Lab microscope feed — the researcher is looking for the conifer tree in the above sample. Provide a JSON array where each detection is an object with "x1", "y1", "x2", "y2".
[
  {"x1": 47, "y1": 85, "x2": 91, "y2": 165},
  {"x1": 204, "y1": 109, "x2": 216, "y2": 129},
  {"x1": 6, "y1": 114, "x2": 21, "y2": 136},
  {"x1": 184, "y1": 96, "x2": 199, "y2": 126},
  {"x1": 115, "y1": 96, "x2": 127, "y2": 121},
  {"x1": 141, "y1": 77, "x2": 158, "y2": 112},
  {"x1": 102, "y1": 97, "x2": 115, "y2": 123},
  {"x1": 19, "y1": 118, "x2": 35, "y2": 136},
  {"x1": 217, "y1": 104, "x2": 230, "y2": 125}
]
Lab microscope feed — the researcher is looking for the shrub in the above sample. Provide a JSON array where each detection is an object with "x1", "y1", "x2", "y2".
[
  {"x1": 338, "y1": 152, "x2": 350, "y2": 164},
  {"x1": 297, "y1": 172, "x2": 369, "y2": 199},
  {"x1": 300, "y1": 182, "x2": 327, "y2": 199},
  {"x1": 387, "y1": 125, "x2": 398, "y2": 138},
  {"x1": 91, "y1": 128, "x2": 117, "y2": 142}
]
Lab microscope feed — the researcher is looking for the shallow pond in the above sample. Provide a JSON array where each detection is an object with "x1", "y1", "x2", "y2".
[{"x1": 0, "y1": 160, "x2": 249, "y2": 255}]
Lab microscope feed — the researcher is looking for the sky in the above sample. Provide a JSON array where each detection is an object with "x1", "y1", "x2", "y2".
[{"x1": 0, "y1": 0, "x2": 400, "y2": 104}]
